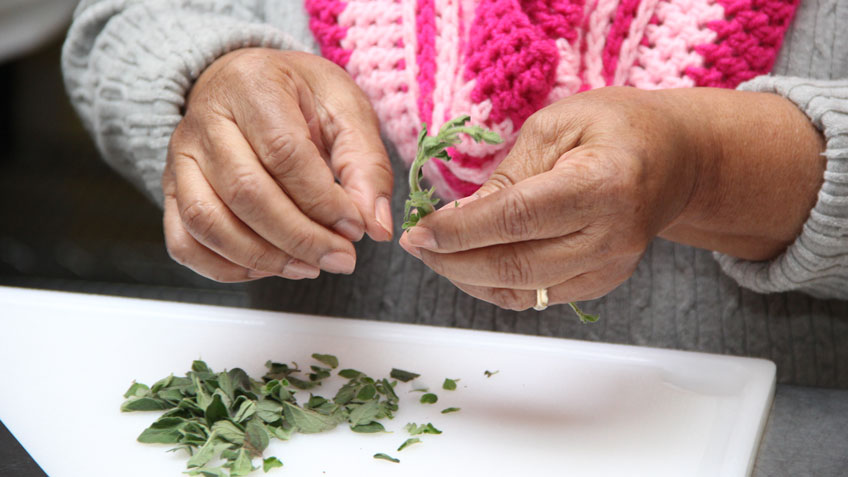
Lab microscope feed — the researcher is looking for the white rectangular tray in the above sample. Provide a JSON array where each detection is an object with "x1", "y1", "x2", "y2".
[{"x1": 0, "y1": 286, "x2": 775, "y2": 476}]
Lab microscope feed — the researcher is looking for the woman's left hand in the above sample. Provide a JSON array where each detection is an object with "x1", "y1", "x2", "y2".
[{"x1": 398, "y1": 87, "x2": 825, "y2": 310}]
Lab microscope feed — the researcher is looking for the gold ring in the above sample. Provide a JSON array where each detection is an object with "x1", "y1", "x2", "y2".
[{"x1": 533, "y1": 288, "x2": 549, "y2": 311}]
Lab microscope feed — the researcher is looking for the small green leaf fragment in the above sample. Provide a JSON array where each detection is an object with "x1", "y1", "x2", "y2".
[
  {"x1": 121, "y1": 397, "x2": 169, "y2": 412},
  {"x1": 204, "y1": 393, "x2": 228, "y2": 426},
  {"x1": 373, "y1": 453, "x2": 400, "y2": 463},
  {"x1": 405, "y1": 422, "x2": 442, "y2": 435},
  {"x1": 244, "y1": 420, "x2": 271, "y2": 457},
  {"x1": 390, "y1": 368, "x2": 420, "y2": 382},
  {"x1": 311, "y1": 353, "x2": 339, "y2": 369},
  {"x1": 226, "y1": 448, "x2": 255, "y2": 476},
  {"x1": 484, "y1": 370, "x2": 499, "y2": 378},
  {"x1": 569, "y1": 301, "x2": 600, "y2": 324},
  {"x1": 420, "y1": 393, "x2": 438, "y2": 404},
  {"x1": 192, "y1": 360, "x2": 211, "y2": 373},
  {"x1": 124, "y1": 381, "x2": 150, "y2": 399},
  {"x1": 338, "y1": 369, "x2": 363, "y2": 379},
  {"x1": 441, "y1": 407, "x2": 461, "y2": 414},
  {"x1": 442, "y1": 378, "x2": 458, "y2": 390},
  {"x1": 351, "y1": 421, "x2": 386, "y2": 433},
  {"x1": 397, "y1": 437, "x2": 421, "y2": 451},
  {"x1": 283, "y1": 401, "x2": 341, "y2": 434},
  {"x1": 356, "y1": 383, "x2": 377, "y2": 401},
  {"x1": 212, "y1": 420, "x2": 245, "y2": 445},
  {"x1": 263, "y1": 457, "x2": 283, "y2": 472}
]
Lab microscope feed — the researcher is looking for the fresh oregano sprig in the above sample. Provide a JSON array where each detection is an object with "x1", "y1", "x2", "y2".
[
  {"x1": 403, "y1": 116, "x2": 599, "y2": 324},
  {"x1": 402, "y1": 115, "x2": 503, "y2": 230}
]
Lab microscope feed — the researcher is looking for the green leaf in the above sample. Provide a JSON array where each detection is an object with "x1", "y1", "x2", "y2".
[
  {"x1": 244, "y1": 419, "x2": 270, "y2": 457},
  {"x1": 442, "y1": 378, "x2": 458, "y2": 391},
  {"x1": 263, "y1": 457, "x2": 283, "y2": 472},
  {"x1": 217, "y1": 372, "x2": 235, "y2": 402},
  {"x1": 397, "y1": 437, "x2": 421, "y2": 451},
  {"x1": 338, "y1": 369, "x2": 363, "y2": 379},
  {"x1": 356, "y1": 383, "x2": 377, "y2": 401},
  {"x1": 211, "y1": 420, "x2": 245, "y2": 445},
  {"x1": 192, "y1": 360, "x2": 211, "y2": 374},
  {"x1": 225, "y1": 448, "x2": 255, "y2": 477},
  {"x1": 232, "y1": 399, "x2": 257, "y2": 424},
  {"x1": 184, "y1": 466, "x2": 228, "y2": 477},
  {"x1": 194, "y1": 375, "x2": 213, "y2": 410},
  {"x1": 441, "y1": 407, "x2": 461, "y2": 414},
  {"x1": 255, "y1": 400, "x2": 283, "y2": 424},
  {"x1": 121, "y1": 397, "x2": 169, "y2": 412},
  {"x1": 373, "y1": 453, "x2": 400, "y2": 463},
  {"x1": 377, "y1": 378, "x2": 399, "y2": 402},
  {"x1": 137, "y1": 425, "x2": 183, "y2": 444},
  {"x1": 348, "y1": 400, "x2": 380, "y2": 427},
  {"x1": 267, "y1": 424, "x2": 294, "y2": 441},
  {"x1": 419, "y1": 393, "x2": 438, "y2": 404},
  {"x1": 389, "y1": 368, "x2": 420, "y2": 383},
  {"x1": 568, "y1": 301, "x2": 600, "y2": 324},
  {"x1": 405, "y1": 422, "x2": 442, "y2": 435},
  {"x1": 124, "y1": 381, "x2": 150, "y2": 399},
  {"x1": 283, "y1": 401, "x2": 341, "y2": 434},
  {"x1": 484, "y1": 370, "x2": 499, "y2": 378},
  {"x1": 311, "y1": 353, "x2": 339, "y2": 369},
  {"x1": 205, "y1": 393, "x2": 228, "y2": 426},
  {"x1": 351, "y1": 422, "x2": 386, "y2": 433},
  {"x1": 186, "y1": 437, "x2": 227, "y2": 469}
]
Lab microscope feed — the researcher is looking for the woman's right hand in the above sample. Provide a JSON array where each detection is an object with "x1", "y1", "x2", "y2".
[{"x1": 162, "y1": 48, "x2": 394, "y2": 282}]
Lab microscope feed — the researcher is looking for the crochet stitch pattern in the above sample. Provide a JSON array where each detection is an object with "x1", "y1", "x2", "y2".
[{"x1": 306, "y1": 0, "x2": 800, "y2": 199}]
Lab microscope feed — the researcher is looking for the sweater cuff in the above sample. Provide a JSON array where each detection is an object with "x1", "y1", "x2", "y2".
[
  {"x1": 62, "y1": 1, "x2": 313, "y2": 205},
  {"x1": 714, "y1": 76, "x2": 848, "y2": 299}
]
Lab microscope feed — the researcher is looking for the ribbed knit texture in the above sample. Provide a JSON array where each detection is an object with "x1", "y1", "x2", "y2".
[
  {"x1": 62, "y1": 0, "x2": 848, "y2": 390},
  {"x1": 62, "y1": 0, "x2": 314, "y2": 205}
]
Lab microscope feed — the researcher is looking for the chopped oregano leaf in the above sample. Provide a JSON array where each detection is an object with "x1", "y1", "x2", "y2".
[
  {"x1": 442, "y1": 378, "x2": 458, "y2": 390},
  {"x1": 262, "y1": 457, "x2": 282, "y2": 472},
  {"x1": 484, "y1": 370, "x2": 499, "y2": 378},
  {"x1": 405, "y1": 422, "x2": 442, "y2": 435},
  {"x1": 397, "y1": 437, "x2": 421, "y2": 451},
  {"x1": 311, "y1": 353, "x2": 339, "y2": 369},
  {"x1": 373, "y1": 453, "x2": 400, "y2": 463},
  {"x1": 441, "y1": 407, "x2": 461, "y2": 414},
  {"x1": 390, "y1": 368, "x2": 420, "y2": 382},
  {"x1": 419, "y1": 393, "x2": 438, "y2": 404}
]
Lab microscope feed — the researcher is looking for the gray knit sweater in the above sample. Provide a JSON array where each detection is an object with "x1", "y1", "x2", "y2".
[{"x1": 62, "y1": 0, "x2": 848, "y2": 387}]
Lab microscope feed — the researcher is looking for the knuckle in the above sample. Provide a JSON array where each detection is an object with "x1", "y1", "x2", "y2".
[
  {"x1": 494, "y1": 248, "x2": 532, "y2": 287},
  {"x1": 225, "y1": 171, "x2": 263, "y2": 212},
  {"x1": 165, "y1": 235, "x2": 192, "y2": 266},
  {"x1": 263, "y1": 132, "x2": 305, "y2": 178},
  {"x1": 489, "y1": 288, "x2": 530, "y2": 311},
  {"x1": 244, "y1": 247, "x2": 278, "y2": 272},
  {"x1": 498, "y1": 189, "x2": 536, "y2": 240},
  {"x1": 179, "y1": 200, "x2": 219, "y2": 244},
  {"x1": 285, "y1": 229, "x2": 318, "y2": 258}
]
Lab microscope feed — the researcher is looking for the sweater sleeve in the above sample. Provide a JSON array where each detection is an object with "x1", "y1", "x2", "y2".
[
  {"x1": 61, "y1": 0, "x2": 317, "y2": 205},
  {"x1": 714, "y1": 76, "x2": 848, "y2": 300}
]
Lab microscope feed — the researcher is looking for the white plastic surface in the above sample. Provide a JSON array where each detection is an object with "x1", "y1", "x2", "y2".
[{"x1": 0, "y1": 286, "x2": 775, "y2": 476}]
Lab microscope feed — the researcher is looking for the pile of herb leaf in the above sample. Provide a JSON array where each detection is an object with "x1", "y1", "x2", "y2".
[
  {"x1": 403, "y1": 115, "x2": 599, "y2": 324},
  {"x1": 121, "y1": 355, "x2": 413, "y2": 476}
]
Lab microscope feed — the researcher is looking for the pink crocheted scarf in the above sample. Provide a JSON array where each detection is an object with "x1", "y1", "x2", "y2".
[{"x1": 306, "y1": 0, "x2": 799, "y2": 199}]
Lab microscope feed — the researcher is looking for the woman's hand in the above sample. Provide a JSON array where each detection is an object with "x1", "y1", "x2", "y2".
[
  {"x1": 162, "y1": 48, "x2": 394, "y2": 282},
  {"x1": 399, "y1": 87, "x2": 825, "y2": 310}
]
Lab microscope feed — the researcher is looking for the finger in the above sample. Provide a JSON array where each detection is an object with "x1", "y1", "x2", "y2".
[
  {"x1": 172, "y1": 153, "x2": 320, "y2": 280},
  {"x1": 417, "y1": 234, "x2": 594, "y2": 289},
  {"x1": 406, "y1": 165, "x2": 594, "y2": 253},
  {"x1": 231, "y1": 82, "x2": 366, "y2": 242},
  {"x1": 163, "y1": 188, "x2": 266, "y2": 283},
  {"x1": 450, "y1": 273, "x2": 608, "y2": 312},
  {"x1": 327, "y1": 105, "x2": 395, "y2": 242},
  {"x1": 189, "y1": 119, "x2": 358, "y2": 274}
]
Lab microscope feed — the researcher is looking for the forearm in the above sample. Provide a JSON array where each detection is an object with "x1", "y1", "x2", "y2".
[{"x1": 657, "y1": 87, "x2": 826, "y2": 261}]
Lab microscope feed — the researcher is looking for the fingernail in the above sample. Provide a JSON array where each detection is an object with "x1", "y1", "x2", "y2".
[
  {"x1": 375, "y1": 196, "x2": 393, "y2": 239},
  {"x1": 247, "y1": 270, "x2": 275, "y2": 279},
  {"x1": 319, "y1": 251, "x2": 356, "y2": 274},
  {"x1": 282, "y1": 259, "x2": 320, "y2": 279},
  {"x1": 399, "y1": 235, "x2": 422, "y2": 259},
  {"x1": 334, "y1": 218, "x2": 365, "y2": 242},
  {"x1": 405, "y1": 227, "x2": 437, "y2": 250}
]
